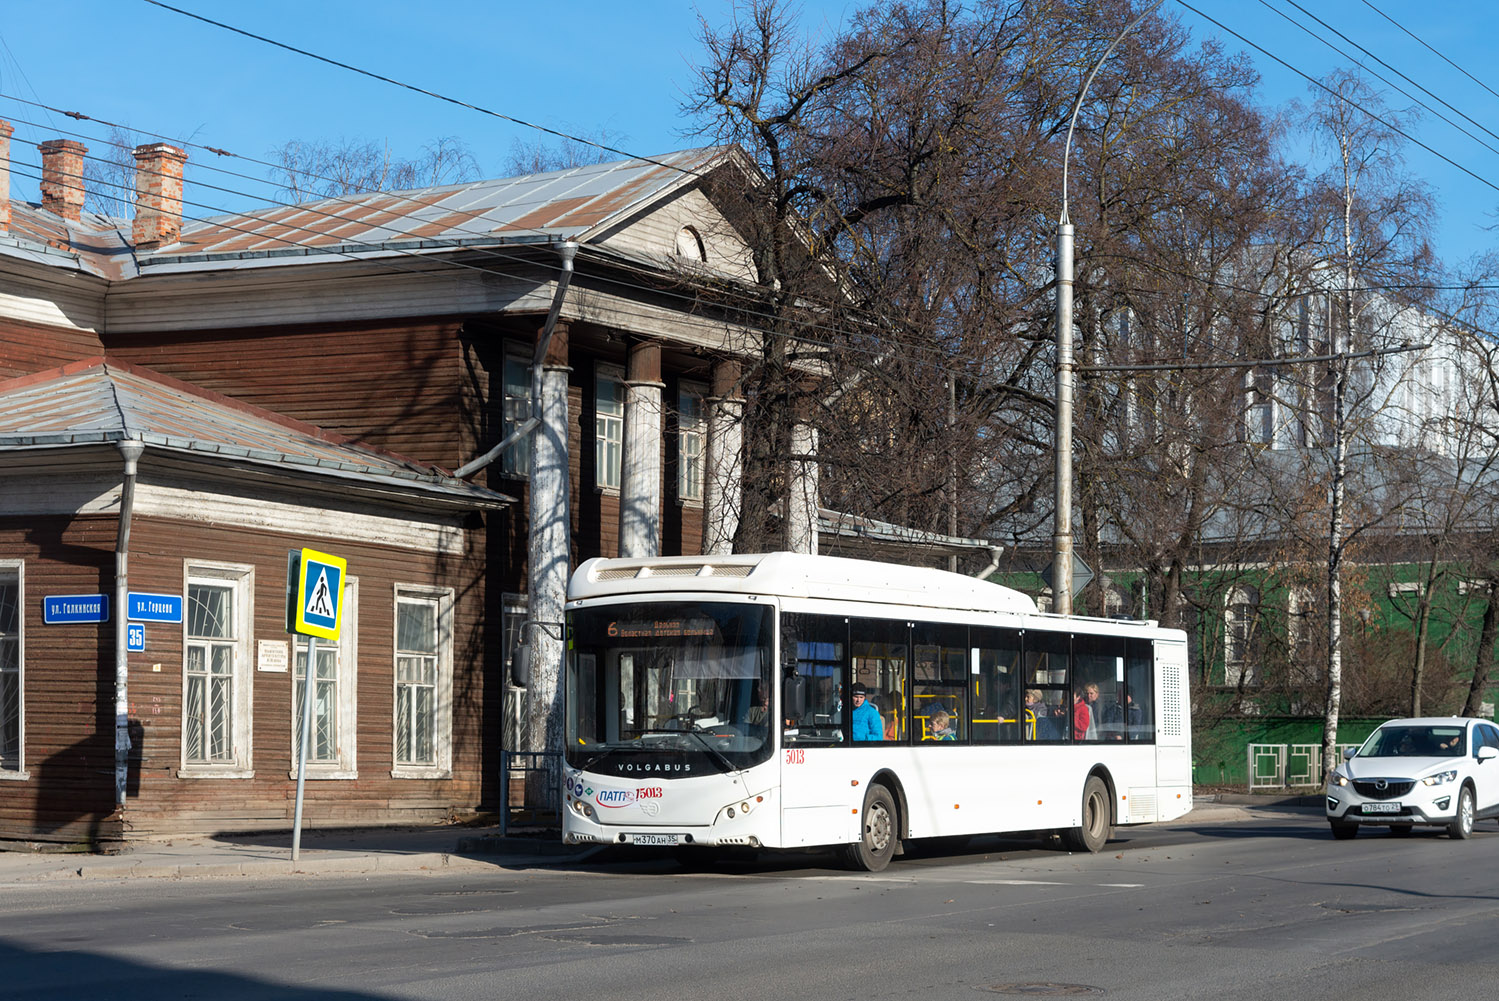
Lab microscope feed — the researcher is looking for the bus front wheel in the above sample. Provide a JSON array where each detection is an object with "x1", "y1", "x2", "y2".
[
  {"x1": 1061, "y1": 776, "x2": 1112, "y2": 853},
  {"x1": 842, "y1": 784, "x2": 898, "y2": 872}
]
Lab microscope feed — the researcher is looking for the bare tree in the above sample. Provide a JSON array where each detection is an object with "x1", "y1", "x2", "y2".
[
  {"x1": 503, "y1": 130, "x2": 625, "y2": 176},
  {"x1": 83, "y1": 124, "x2": 145, "y2": 218},
  {"x1": 268, "y1": 136, "x2": 479, "y2": 201},
  {"x1": 1298, "y1": 69, "x2": 1434, "y2": 773}
]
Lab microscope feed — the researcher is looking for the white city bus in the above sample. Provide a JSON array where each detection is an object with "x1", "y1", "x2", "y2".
[{"x1": 561, "y1": 553, "x2": 1191, "y2": 871}]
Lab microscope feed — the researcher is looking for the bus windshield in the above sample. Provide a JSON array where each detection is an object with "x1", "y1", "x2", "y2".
[{"x1": 565, "y1": 601, "x2": 775, "y2": 774}]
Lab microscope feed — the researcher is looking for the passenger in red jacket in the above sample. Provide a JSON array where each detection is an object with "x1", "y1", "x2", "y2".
[{"x1": 1072, "y1": 690, "x2": 1091, "y2": 741}]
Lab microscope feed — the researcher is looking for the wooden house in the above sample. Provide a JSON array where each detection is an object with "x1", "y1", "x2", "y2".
[{"x1": 0, "y1": 126, "x2": 779, "y2": 844}]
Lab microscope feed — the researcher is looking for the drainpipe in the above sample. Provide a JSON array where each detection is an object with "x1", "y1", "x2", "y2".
[
  {"x1": 114, "y1": 439, "x2": 144, "y2": 814},
  {"x1": 455, "y1": 241, "x2": 579, "y2": 479},
  {"x1": 972, "y1": 545, "x2": 1005, "y2": 581}
]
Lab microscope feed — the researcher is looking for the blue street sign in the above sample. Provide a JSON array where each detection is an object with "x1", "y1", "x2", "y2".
[
  {"x1": 126, "y1": 623, "x2": 145, "y2": 652},
  {"x1": 44, "y1": 594, "x2": 109, "y2": 624},
  {"x1": 128, "y1": 591, "x2": 183, "y2": 623}
]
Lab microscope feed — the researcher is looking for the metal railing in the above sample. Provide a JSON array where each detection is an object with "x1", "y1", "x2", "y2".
[
  {"x1": 1248, "y1": 742, "x2": 1359, "y2": 791},
  {"x1": 500, "y1": 749, "x2": 562, "y2": 836}
]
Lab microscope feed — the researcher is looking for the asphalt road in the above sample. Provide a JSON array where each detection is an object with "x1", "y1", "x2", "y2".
[{"x1": 4, "y1": 811, "x2": 1497, "y2": 1001}]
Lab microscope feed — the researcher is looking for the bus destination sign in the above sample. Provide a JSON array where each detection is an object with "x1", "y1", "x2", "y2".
[{"x1": 606, "y1": 618, "x2": 717, "y2": 639}]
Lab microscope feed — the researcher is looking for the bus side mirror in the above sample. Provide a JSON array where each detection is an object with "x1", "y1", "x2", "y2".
[
  {"x1": 512, "y1": 637, "x2": 531, "y2": 688},
  {"x1": 783, "y1": 675, "x2": 807, "y2": 720}
]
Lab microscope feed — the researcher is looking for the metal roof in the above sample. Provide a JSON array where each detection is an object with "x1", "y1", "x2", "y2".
[
  {"x1": 0, "y1": 147, "x2": 735, "y2": 279},
  {"x1": 0, "y1": 357, "x2": 511, "y2": 508}
]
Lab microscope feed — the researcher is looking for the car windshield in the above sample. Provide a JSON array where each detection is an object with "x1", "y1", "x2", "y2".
[{"x1": 1359, "y1": 724, "x2": 1465, "y2": 758}]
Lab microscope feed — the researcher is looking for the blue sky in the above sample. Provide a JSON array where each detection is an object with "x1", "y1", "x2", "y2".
[{"x1": 0, "y1": 1, "x2": 1494, "y2": 266}]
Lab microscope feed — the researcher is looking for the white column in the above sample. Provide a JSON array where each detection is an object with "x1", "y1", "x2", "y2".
[
  {"x1": 619, "y1": 339, "x2": 663, "y2": 558},
  {"x1": 702, "y1": 360, "x2": 743, "y2": 555},
  {"x1": 525, "y1": 343, "x2": 571, "y2": 757},
  {"x1": 784, "y1": 419, "x2": 819, "y2": 554}
]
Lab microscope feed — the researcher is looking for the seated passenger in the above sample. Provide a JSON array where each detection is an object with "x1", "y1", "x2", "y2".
[
  {"x1": 928, "y1": 708, "x2": 956, "y2": 741},
  {"x1": 1025, "y1": 689, "x2": 1061, "y2": 741},
  {"x1": 851, "y1": 683, "x2": 883, "y2": 741}
]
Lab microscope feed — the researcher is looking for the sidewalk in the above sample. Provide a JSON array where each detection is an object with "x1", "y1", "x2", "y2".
[
  {"x1": 0, "y1": 795, "x2": 1323, "y2": 883},
  {"x1": 0, "y1": 826, "x2": 592, "y2": 884}
]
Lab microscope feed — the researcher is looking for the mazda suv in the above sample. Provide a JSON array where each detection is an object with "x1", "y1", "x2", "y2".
[{"x1": 1326, "y1": 717, "x2": 1499, "y2": 839}]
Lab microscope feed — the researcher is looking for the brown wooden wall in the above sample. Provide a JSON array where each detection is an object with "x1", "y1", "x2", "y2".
[
  {"x1": 102, "y1": 317, "x2": 469, "y2": 468},
  {"x1": 0, "y1": 516, "x2": 117, "y2": 844},
  {"x1": 0, "y1": 318, "x2": 105, "y2": 381},
  {"x1": 0, "y1": 506, "x2": 496, "y2": 844}
]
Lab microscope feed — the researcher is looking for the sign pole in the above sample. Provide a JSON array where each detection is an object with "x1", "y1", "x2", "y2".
[{"x1": 292, "y1": 634, "x2": 317, "y2": 862}]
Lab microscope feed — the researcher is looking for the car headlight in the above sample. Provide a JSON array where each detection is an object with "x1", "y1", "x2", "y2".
[
  {"x1": 1422, "y1": 769, "x2": 1458, "y2": 786},
  {"x1": 1329, "y1": 772, "x2": 1349, "y2": 787}
]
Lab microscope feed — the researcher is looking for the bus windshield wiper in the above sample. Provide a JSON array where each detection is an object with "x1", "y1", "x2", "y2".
[
  {"x1": 630, "y1": 726, "x2": 738, "y2": 773},
  {"x1": 576, "y1": 744, "x2": 623, "y2": 773}
]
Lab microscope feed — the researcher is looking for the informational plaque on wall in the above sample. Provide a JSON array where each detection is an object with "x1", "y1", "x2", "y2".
[{"x1": 258, "y1": 639, "x2": 289, "y2": 673}]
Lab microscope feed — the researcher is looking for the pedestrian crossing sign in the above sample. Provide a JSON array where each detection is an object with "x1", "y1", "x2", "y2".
[{"x1": 293, "y1": 547, "x2": 346, "y2": 640}]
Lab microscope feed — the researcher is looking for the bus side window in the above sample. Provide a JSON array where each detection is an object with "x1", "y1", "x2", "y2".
[
  {"x1": 1024, "y1": 631, "x2": 1071, "y2": 742},
  {"x1": 1072, "y1": 635, "x2": 1124, "y2": 743},
  {"x1": 781, "y1": 612, "x2": 848, "y2": 745},
  {"x1": 850, "y1": 617, "x2": 909, "y2": 744},
  {"x1": 1125, "y1": 639, "x2": 1154, "y2": 742},
  {"x1": 912, "y1": 624, "x2": 969, "y2": 742},
  {"x1": 970, "y1": 628, "x2": 1021, "y2": 744}
]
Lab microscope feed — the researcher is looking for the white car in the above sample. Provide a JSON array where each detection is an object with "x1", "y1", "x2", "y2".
[{"x1": 1326, "y1": 716, "x2": 1499, "y2": 839}]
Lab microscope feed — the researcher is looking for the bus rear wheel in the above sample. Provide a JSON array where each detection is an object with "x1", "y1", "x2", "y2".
[
  {"x1": 842, "y1": 784, "x2": 898, "y2": 872},
  {"x1": 1061, "y1": 776, "x2": 1112, "y2": 853}
]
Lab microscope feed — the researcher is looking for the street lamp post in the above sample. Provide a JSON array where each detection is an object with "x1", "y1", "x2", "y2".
[{"x1": 1053, "y1": 0, "x2": 1164, "y2": 616}]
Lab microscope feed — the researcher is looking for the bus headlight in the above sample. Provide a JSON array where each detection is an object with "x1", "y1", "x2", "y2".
[
  {"x1": 570, "y1": 799, "x2": 594, "y2": 819},
  {"x1": 718, "y1": 793, "x2": 766, "y2": 824}
]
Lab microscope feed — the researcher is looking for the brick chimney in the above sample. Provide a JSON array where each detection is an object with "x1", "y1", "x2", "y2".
[
  {"x1": 0, "y1": 120, "x2": 13, "y2": 233},
  {"x1": 39, "y1": 139, "x2": 87, "y2": 221},
  {"x1": 132, "y1": 143, "x2": 188, "y2": 249}
]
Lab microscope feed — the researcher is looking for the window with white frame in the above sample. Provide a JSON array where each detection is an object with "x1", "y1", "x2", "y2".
[
  {"x1": 1286, "y1": 585, "x2": 1319, "y2": 684},
  {"x1": 0, "y1": 563, "x2": 22, "y2": 777},
  {"x1": 1224, "y1": 585, "x2": 1260, "y2": 687},
  {"x1": 678, "y1": 382, "x2": 706, "y2": 503},
  {"x1": 595, "y1": 364, "x2": 624, "y2": 491},
  {"x1": 292, "y1": 577, "x2": 358, "y2": 778},
  {"x1": 501, "y1": 353, "x2": 531, "y2": 477},
  {"x1": 182, "y1": 562, "x2": 254, "y2": 776},
  {"x1": 1244, "y1": 368, "x2": 1274, "y2": 445},
  {"x1": 394, "y1": 585, "x2": 454, "y2": 777}
]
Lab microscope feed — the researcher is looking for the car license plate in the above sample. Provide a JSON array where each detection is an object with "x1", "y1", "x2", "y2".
[
  {"x1": 629, "y1": 833, "x2": 682, "y2": 846},
  {"x1": 1363, "y1": 802, "x2": 1401, "y2": 814}
]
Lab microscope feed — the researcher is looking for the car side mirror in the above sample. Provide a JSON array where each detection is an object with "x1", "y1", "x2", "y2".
[
  {"x1": 1477, "y1": 745, "x2": 1498, "y2": 762},
  {"x1": 1342, "y1": 747, "x2": 1356, "y2": 760}
]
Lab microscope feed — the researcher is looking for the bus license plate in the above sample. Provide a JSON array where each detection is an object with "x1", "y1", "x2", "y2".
[
  {"x1": 630, "y1": 833, "x2": 682, "y2": 846},
  {"x1": 1363, "y1": 802, "x2": 1401, "y2": 813}
]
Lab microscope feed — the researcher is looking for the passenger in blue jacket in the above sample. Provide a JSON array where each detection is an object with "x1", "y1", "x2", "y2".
[{"x1": 851, "y1": 683, "x2": 883, "y2": 741}]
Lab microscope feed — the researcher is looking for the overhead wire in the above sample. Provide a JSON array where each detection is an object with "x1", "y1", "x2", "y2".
[
  {"x1": 1, "y1": 3, "x2": 1491, "y2": 383},
  {"x1": 1171, "y1": 0, "x2": 1499, "y2": 196},
  {"x1": 1260, "y1": 0, "x2": 1499, "y2": 157},
  {"x1": 1359, "y1": 0, "x2": 1499, "y2": 103},
  {"x1": 0, "y1": 102, "x2": 1019, "y2": 376},
  {"x1": 109, "y1": 4, "x2": 1499, "y2": 328},
  {"x1": 137, "y1": 0, "x2": 705, "y2": 180}
]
